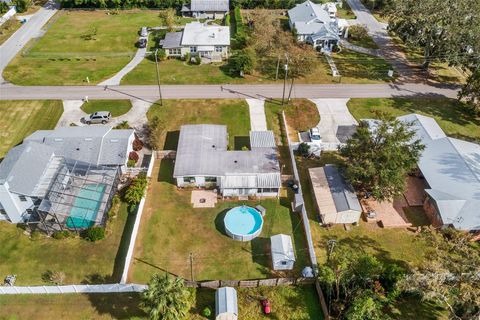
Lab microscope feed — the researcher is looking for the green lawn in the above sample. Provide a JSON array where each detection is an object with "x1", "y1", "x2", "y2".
[
  {"x1": 147, "y1": 99, "x2": 250, "y2": 150},
  {"x1": 347, "y1": 33, "x2": 380, "y2": 50},
  {"x1": 0, "y1": 100, "x2": 63, "y2": 158},
  {"x1": 3, "y1": 10, "x2": 170, "y2": 85},
  {"x1": 0, "y1": 285, "x2": 323, "y2": 320},
  {"x1": 333, "y1": 49, "x2": 395, "y2": 82},
  {"x1": 0, "y1": 19, "x2": 22, "y2": 45},
  {"x1": 81, "y1": 99, "x2": 132, "y2": 117},
  {"x1": 0, "y1": 202, "x2": 134, "y2": 285},
  {"x1": 347, "y1": 97, "x2": 480, "y2": 142},
  {"x1": 129, "y1": 159, "x2": 309, "y2": 283}
]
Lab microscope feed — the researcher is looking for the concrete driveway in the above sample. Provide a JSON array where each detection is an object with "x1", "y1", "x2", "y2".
[
  {"x1": 246, "y1": 98, "x2": 267, "y2": 131},
  {"x1": 0, "y1": 0, "x2": 59, "y2": 84},
  {"x1": 310, "y1": 98, "x2": 358, "y2": 149},
  {"x1": 99, "y1": 46, "x2": 148, "y2": 86}
]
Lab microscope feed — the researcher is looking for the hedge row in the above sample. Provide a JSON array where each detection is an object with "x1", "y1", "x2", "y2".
[{"x1": 233, "y1": 6, "x2": 244, "y2": 37}]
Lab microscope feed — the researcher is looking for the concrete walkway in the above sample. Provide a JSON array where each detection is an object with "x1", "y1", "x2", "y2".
[
  {"x1": 0, "y1": 0, "x2": 59, "y2": 84},
  {"x1": 99, "y1": 47, "x2": 147, "y2": 86},
  {"x1": 310, "y1": 98, "x2": 358, "y2": 149},
  {"x1": 55, "y1": 99, "x2": 151, "y2": 129},
  {"x1": 246, "y1": 98, "x2": 267, "y2": 131}
]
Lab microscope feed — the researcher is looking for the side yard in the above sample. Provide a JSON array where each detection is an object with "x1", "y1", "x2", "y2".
[{"x1": 0, "y1": 100, "x2": 63, "y2": 157}]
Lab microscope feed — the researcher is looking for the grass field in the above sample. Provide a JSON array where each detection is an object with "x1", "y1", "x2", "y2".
[
  {"x1": 81, "y1": 99, "x2": 132, "y2": 117},
  {"x1": 347, "y1": 33, "x2": 380, "y2": 50},
  {"x1": 147, "y1": 99, "x2": 250, "y2": 150},
  {"x1": 129, "y1": 159, "x2": 309, "y2": 283},
  {"x1": 0, "y1": 202, "x2": 134, "y2": 285},
  {"x1": 3, "y1": 10, "x2": 168, "y2": 85},
  {"x1": 0, "y1": 19, "x2": 22, "y2": 45},
  {"x1": 0, "y1": 285, "x2": 322, "y2": 319},
  {"x1": 334, "y1": 49, "x2": 394, "y2": 82},
  {"x1": 347, "y1": 97, "x2": 480, "y2": 142},
  {"x1": 0, "y1": 100, "x2": 63, "y2": 158}
]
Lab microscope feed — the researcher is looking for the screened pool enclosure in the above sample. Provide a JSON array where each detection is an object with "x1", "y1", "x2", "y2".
[{"x1": 28, "y1": 158, "x2": 120, "y2": 234}]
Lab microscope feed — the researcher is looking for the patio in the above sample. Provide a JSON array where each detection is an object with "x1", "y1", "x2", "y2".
[
  {"x1": 191, "y1": 190, "x2": 218, "y2": 208},
  {"x1": 361, "y1": 197, "x2": 412, "y2": 228}
]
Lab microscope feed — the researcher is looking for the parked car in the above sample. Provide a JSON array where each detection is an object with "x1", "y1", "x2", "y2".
[
  {"x1": 139, "y1": 26, "x2": 148, "y2": 37},
  {"x1": 137, "y1": 37, "x2": 147, "y2": 48},
  {"x1": 84, "y1": 111, "x2": 111, "y2": 125},
  {"x1": 308, "y1": 127, "x2": 322, "y2": 144}
]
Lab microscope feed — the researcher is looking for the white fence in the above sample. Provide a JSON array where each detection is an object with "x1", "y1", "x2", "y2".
[
  {"x1": 0, "y1": 284, "x2": 147, "y2": 295},
  {"x1": 0, "y1": 7, "x2": 16, "y2": 26},
  {"x1": 119, "y1": 154, "x2": 155, "y2": 284}
]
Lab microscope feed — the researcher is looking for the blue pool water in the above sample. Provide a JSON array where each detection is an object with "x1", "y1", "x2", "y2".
[
  {"x1": 66, "y1": 184, "x2": 106, "y2": 229},
  {"x1": 224, "y1": 206, "x2": 263, "y2": 236}
]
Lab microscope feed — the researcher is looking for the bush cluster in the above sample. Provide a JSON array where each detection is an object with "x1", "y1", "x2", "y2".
[
  {"x1": 129, "y1": 151, "x2": 139, "y2": 162},
  {"x1": 132, "y1": 138, "x2": 144, "y2": 151},
  {"x1": 82, "y1": 226, "x2": 105, "y2": 242},
  {"x1": 52, "y1": 230, "x2": 73, "y2": 240}
]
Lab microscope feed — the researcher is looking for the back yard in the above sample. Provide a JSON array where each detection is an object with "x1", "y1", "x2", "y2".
[
  {"x1": 0, "y1": 100, "x2": 63, "y2": 157},
  {"x1": 0, "y1": 285, "x2": 322, "y2": 319}
]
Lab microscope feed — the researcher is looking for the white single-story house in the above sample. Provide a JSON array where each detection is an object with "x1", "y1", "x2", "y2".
[
  {"x1": 0, "y1": 126, "x2": 134, "y2": 233},
  {"x1": 160, "y1": 21, "x2": 230, "y2": 60},
  {"x1": 309, "y1": 164, "x2": 362, "y2": 224},
  {"x1": 181, "y1": 0, "x2": 229, "y2": 19},
  {"x1": 216, "y1": 287, "x2": 238, "y2": 320},
  {"x1": 396, "y1": 114, "x2": 480, "y2": 231},
  {"x1": 270, "y1": 234, "x2": 296, "y2": 271},
  {"x1": 288, "y1": 0, "x2": 347, "y2": 50},
  {"x1": 173, "y1": 125, "x2": 281, "y2": 198}
]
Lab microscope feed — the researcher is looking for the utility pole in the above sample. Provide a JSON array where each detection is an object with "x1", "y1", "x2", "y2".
[
  {"x1": 282, "y1": 53, "x2": 289, "y2": 106},
  {"x1": 189, "y1": 253, "x2": 194, "y2": 281},
  {"x1": 154, "y1": 49, "x2": 163, "y2": 106},
  {"x1": 287, "y1": 77, "x2": 295, "y2": 103}
]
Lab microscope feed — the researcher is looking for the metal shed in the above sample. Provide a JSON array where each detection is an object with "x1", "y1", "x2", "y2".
[
  {"x1": 216, "y1": 287, "x2": 238, "y2": 320},
  {"x1": 270, "y1": 234, "x2": 296, "y2": 271}
]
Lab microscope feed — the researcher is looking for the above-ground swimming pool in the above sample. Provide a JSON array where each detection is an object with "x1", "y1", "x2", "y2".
[
  {"x1": 224, "y1": 206, "x2": 264, "y2": 241},
  {"x1": 66, "y1": 184, "x2": 106, "y2": 229}
]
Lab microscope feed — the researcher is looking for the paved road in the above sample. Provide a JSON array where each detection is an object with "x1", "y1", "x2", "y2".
[
  {"x1": 0, "y1": 83, "x2": 460, "y2": 101},
  {"x1": 346, "y1": 0, "x2": 416, "y2": 80},
  {"x1": 0, "y1": 0, "x2": 59, "y2": 84}
]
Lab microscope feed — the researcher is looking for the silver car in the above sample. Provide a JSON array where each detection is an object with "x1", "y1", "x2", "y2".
[
  {"x1": 140, "y1": 27, "x2": 148, "y2": 37},
  {"x1": 84, "y1": 111, "x2": 111, "y2": 125}
]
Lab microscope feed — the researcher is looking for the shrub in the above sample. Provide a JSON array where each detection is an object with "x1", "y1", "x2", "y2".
[
  {"x1": 202, "y1": 307, "x2": 212, "y2": 317},
  {"x1": 30, "y1": 230, "x2": 42, "y2": 241},
  {"x1": 125, "y1": 172, "x2": 148, "y2": 205},
  {"x1": 157, "y1": 49, "x2": 167, "y2": 61},
  {"x1": 224, "y1": 13, "x2": 230, "y2": 26},
  {"x1": 52, "y1": 230, "x2": 72, "y2": 240},
  {"x1": 114, "y1": 121, "x2": 130, "y2": 129},
  {"x1": 194, "y1": 55, "x2": 202, "y2": 65},
  {"x1": 298, "y1": 142, "x2": 311, "y2": 157},
  {"x1": 228, "y1": 48, "x2": 256, "y2": 75},
  {"x1": 349, "y1": 24, "x2": 368, "y2": 41},
  {"x1": 129, "y1": 151, "x2": 139, "y2": 162},
  {"x1": 234, "y1": 6, "x2": 244, "y2": 36},
  {"x1": 132, "y1": 138, "x2": 144, "y2": 151},
  {"x1": 42, "y1": 270, "x2": 66, "y2": 285},
  {"x1": 82, "y1": 226, "x2": 105, "y2": 242},
  {"x1": 127, "y1": 159, "x2": 136, "y2": 167},
  {"x1": 13, "y1": 0, "x2": 32, "y2": 13},
  {"x1": 147, "y1": 115, "x2": 165, "y2": 150},
  {"x1": 183, "y1": 52, "x2": 191, "y2": 62}
]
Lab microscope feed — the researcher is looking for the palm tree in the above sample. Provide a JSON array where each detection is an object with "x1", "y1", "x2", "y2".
[{"x1": 141, "y1": 274, "x2": 191, "y2": 320}]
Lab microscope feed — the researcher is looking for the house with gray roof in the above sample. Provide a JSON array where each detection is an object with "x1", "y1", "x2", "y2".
[
  {"x1": 308, "y1": 164, "x2": 362, "y2": 224},
  {"x1": 160, "y1": 22, "x2": 230, "y2": 60},
  {"x1": 397, "y1": 114, "x2": 480, "y2": 231},
  {"x1": 181, "y1": 0, "x2": 229, "y2": 19},
  {"x1": 288, "y1": 0, "x2": 344, "y2": 50},
  {"x1": 0, "y1": 126, "x2": 134, "y2": 233},
  {"x1": 173, "y1": 124, "x2": 281, "y2": 197}
]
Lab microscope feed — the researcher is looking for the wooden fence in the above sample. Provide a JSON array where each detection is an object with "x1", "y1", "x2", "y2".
[{"x1": 184, "y1": 277, "x2": 316, "y2": 289}]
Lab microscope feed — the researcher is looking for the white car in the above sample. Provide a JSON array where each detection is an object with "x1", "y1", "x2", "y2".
[{"x1": 309, "y1": 127, "x2": 322, "y2": 144}]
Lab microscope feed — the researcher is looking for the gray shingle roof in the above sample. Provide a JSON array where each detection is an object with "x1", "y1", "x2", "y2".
[
  {"x1": 398, "y1": 114, "x2": 480, "y2": 231},
  {"x1": 323, "y1": 164, "x2": 362, "y2": 213},
  {"x1": 288, "y1": 0, "x2": 331, "y2": 24},
  {"x1": 191, "y1": 0, "x2": 229, "y2": 12},
  {"x1": 160, "y1": 32, "x2": 183, "y2": 49},
  {"x1": 173, "y1": 125, "x2": 281, "y2": 188},
  {"x1": 288, "y1": 0, "x2": 339, "y2": 39}
]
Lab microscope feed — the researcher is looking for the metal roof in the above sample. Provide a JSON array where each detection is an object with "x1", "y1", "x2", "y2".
[
  {"x1": 288, "y1": 1, "x2": 339, "y2": 38},
  {"x1": 216, "y1": 287, "x2": 238, "y2": 319},
  {"x1": 160, "y1": 32, "x2": 183, "y2": 49},
  {"x1": 191, "y1": 0, "x2": 229, "y2": 12},
  {"x1": 322, "y1": 164, "x2": 361, "y2": 213},
  {"x1": 270, "y1": 234, "x2": 295, "y2": 263},
  {"x1": 173, "y1": 125, "x2": 281, "y2": 186},
  {"x1": 398, "y1": 114, "x2": 480, "y2": 231},
  {"x1": 250, "y1": 131, "x2": 276, "y2": 148},
  {"x1": 181, "y1": 22, "x2": 230, "y2": 46},
  {"x1": 288, "y1": 0, "x2": 331, "y2": 25}
]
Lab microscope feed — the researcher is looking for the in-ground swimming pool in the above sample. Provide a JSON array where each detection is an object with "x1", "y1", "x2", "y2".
[
  {"x1": 224, "y1": 205, "x2": 263, "y2": 241},
  {"x1": 66, "y1": 184, "x2": 106, "y2": 229}
]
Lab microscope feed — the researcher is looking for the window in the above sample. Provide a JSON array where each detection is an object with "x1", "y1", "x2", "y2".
[
  {"x1": 18, "y1": 195, "x2": 27, "y2": 202},
  {"x1": 184, "y1": 177, "x2": 195, "y2": 183},
  {"x1": 190, "y1": 46, "x2": 197, "y2": 53},
  {"x1": 169, "y1": 48, "x2": 181, "y2": 55},
  {"x1": 215, "y1": 46, "x2": 223, "y2": 53},
  {"x1": 281, "y1": 261, "x2": 288, "y2": 265},
  {"x1": 205, "y1": 177, "x2": 217, "y2": 183},
  {"x1": 26, "y1": 209, "x2": 33, "y2": 215},
  {"x1": 0, "y1": 209, "x2": 6, "y2": 216}
]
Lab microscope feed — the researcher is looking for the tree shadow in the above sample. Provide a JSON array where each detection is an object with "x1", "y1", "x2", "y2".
[
  {"x1": 190, "y1": 288, "x2": 216, "y2": 319},
  {"x1": 386, "y1": 293, "x2": 447, "y2": 320},
  {"x1": 234, "y1": 136, "x2": 250, "y2": 150},
  {"x1": 214, "y1": 208, "x2": 229, "y2": 237},
  {"x1": 163, "y1": 130, "x2": 179, "y2": 150},
  {"x1": 86, "y1": 293, "x2": 146, "y2": 319}
]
